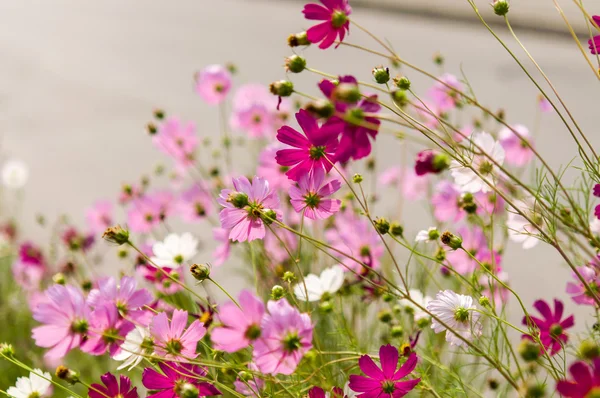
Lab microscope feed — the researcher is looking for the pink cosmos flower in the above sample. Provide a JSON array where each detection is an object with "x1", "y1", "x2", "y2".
[
  {"x1": 211, "y1": 290, "x2": 265, "y2": 352},
  {"x1": 87, "y1": 276, "x2": 153, "y2": 321},
  {"x1": 431, "y1": 181, "x2": 465, "y2": 223},
  {"x1": 537, "y1": 94, "x2": 552, "y2": 113},
  {"x1": 127, "y1": 196, "x2": 162, "y2": 233},
  {"x1": 445, "y1": 226, "x2": 486, "y2": 274},
  {"x1": 253, "y1": 299, "x2": 313, "y2": 375},
  {"x1": 557, "y1": 358, "x2": 600, "y2": 397},
  {"x1": 86, "y1": 200, "x2": 113, "y2": 234},
  {"x1": 379, "y1": 167, "x2": 428, "y2": 201},
  {"x1": 499, "y1": 124, "x2": 534, "y2": 167},
  {"x1": 138, "y1": 264, "x2": 183, "y2": 295},
  {"x1": 588, "y1": 16, "x2": 600, "y2": 54},
  {"x1": 428, "y1": 73, "x2": 463, "y2": 112},
  {"x1": 230, "y1": 84, "x2": 284, "y2": 138},
  {"x1": 308, "y1": 387, "x2": 345, "y2": 398},
  {"x1": 276, "y1": 109, "x2": 339, "y2": 181},
  {"x1": 89, "y1": 373, "x2": 138, "y2": 398},
  {"x1": 81, "y1": 304, "x2": 134, "y2": 356},
  {"x1": 289, "y1": 168, "x2": 341, "y2": 220},
  {"x1": 12, "y1": 259, "x2": 45, "y2": 291},
  {"x1": 194, "y1": 64, "x2": 232, "y2": 105},
  {"x1": 348, "y1": 345, "x2": 420, "y2": 397},
  {"x1": 326, "y1": 211, "x2": 384, "y2": 273},
  {"x1": 303, "y1": 0, "x2": 352, "y2": 49},
  {"x1": 119, "y1": 183, "x2": 143, "y2": 205},
  {"x1": 142, "y1": 362, "x2": 221, "y2": 398},
  {"x1": 475, "y1": 190, "x2": 505, "y2": 217},
  {"x1": 18, "y1": 242, "x2": 44, "y2": 266},
  {"x1": 218, "y1": 176, "x2": 281, "y2": 242},
  {"x1": 177, "y1": 184, "x2": 213, "y2": 222},
  {"x1": 522, "y1": 299, "x2": 574, "y2": 355},
  {"x1": 234, "y1": 373, "x2": 264, "y2": 397},
  {"x1": 318, "y1": 76, "x2": 380, "y2": 163},
  {"x1": 150, "y1": 309, "x2": 206, "y2": 361},
  {"x1": 414, "y1": 100, "x2": 442, "y2": 130},
  {"x1": 62, "y1": 226, "x2": 95, "y2": 251},
  {"x1": 212, "y1": 228, "x2": 231, "y2": 266},
  {"x1": 566, "y1": 266, "x2": 599, "y2": 306},
  {"x1": 257, "y1": 144, "x2": 293, "y2": 191},
  {"x1": 152, "y1": 117, "x2": 198, "y2": 166},
  {"x1": 263, "y1": 226, "x2": 299, "y2": 265},
  {"x1": 32, "y1": 284, "x2": 91, "y2": 359}
]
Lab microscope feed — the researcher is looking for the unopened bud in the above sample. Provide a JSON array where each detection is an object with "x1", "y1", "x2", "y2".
[
  {"x1": 102, "y1": 225, "x2": 130, "y2": 245},
  {"x1": 271, "y1": 285, "x2": 285, "y2": 300},
  {"x1": 391, "y1": 90, "x2": 408, "y2": 107},
  {"x1": 390, "y1": 325, "x2": 404, "y2": 338},
  {"x1": 435, "y1": 247, "x2": 446, "y2": 262},
  {"x1": 0, "y1": 343, "x2": 15, "y2": 356},
  {"x1": 190, "y1": 263, "x2": 211, "y2": 281},
  {"x1": 285, "y1": 55, "x2": 306, "y2": 73},
  {"x1": 287, "y1": 31, "x2": 310, "y2": 47},
  {"x1": 390, "y1": 222, "x2": 404, "y2": 237},
  {"x1": 479, "y1": 296, "x2": 491, "y2": 307},
  {"x1": 147, "y1": 123, "x2": 157, "y2": 135},
  {"x1": 378, "y1": 310, "x2": 392, "y2": 323},
  {"x1": 394, "y1": 76, "x2": 411, "y2": 90},
  {"x1": 319, "y1": 300, "x2": 334, "y2": 313},
  {"x1": 372, "y1": 66, "x2": 390, "y2": 84},
  {"x1": 228, "y1": 192, "x2": 249, "y2": 209},
  {"x1": 579, "y1": 340, "x2": 600, "y2": 360},
  {"x1": 282, "y1": 271, "x2": 296, "y2": 283},
  {"x1": 353, "y1": 174, "x2": 363, "y2": 184},
  {"x1": 52, "y1": 272, "x2": 66, "y2": 285},
  {"x1": 56, "y1": 366, "x2": 79, "y2": 384},
  {"x1": 153, "y1": 109, "x2": 165, "y2": 120},
  {"x1": 441, "y1": 231, "x2": 462, "y2": 250},
  {"x1": 525, "y1": 383, "x2": 545, "y2": 398},
  {"x1": 261, "y1": 209, "x2": 277, "y2": 225},
  {"x1": 305, "y1": 99, "x2": 335, "y2": 119},
  {"x1": 334, "y1": 83, "x2": 361, "y2": 103},
  {"x1": 492, "y1": 0, "x2": 510, "y2": 16},
  {"x1": 374, "y1": 218, "x2": 390, "y2": 235},
  {"x1": 269, "y1": 80, "x2": 294, "y2": 97},
  {"x1": 518, "y1": 339, "x2": 541, "y2": 362}
]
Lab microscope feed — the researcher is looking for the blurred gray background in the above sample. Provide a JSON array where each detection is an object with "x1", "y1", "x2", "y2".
[{"x1": 0, "y1": 0, "x2": 599, "y2": 334}]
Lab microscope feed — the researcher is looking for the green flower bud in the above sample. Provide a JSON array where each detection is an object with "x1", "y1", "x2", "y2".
[
  {"x1": 56, "y1": 366, "x2": 79, "y2": 385},
  {"x1": 319, "y1": 300, "x2": 334, "y2": 313},
  {"x1": 518, "y1": 340, "x2": 541, "y2": 362},
  {"x1": 434, "y1": 247, "x2": 446, "y2": 262},
  {"x1": 261, "y1": 209, "x2": 277, "y2": 225},
  {"x1": 147, "y1": 123, "x2": 157, "y2": 135},
  {"x1": 372, "y1": 66, "x2": 390, "y2": 84},
  {"x1": 334, "y1": 83, "x2": 361, "y2": 103},
  {"x1": 579, "y1": 340, "x2": 600, "y2": 360},
  {"x1": 0, "y1": 343, "x2": 15, "y2": 356},
  {"x1": 391, "y1": 90, "x2": 408, "y2": 107},
  {"x1": 271, "y1": 285, "x2": 285, "y2": 300},
  {"x1": 305, "y1": 99, "x2": 335, "y2": 119},
  {"x1": 53, "y1": 272, "x2": 66, "y2": 285},
  {"x1": 492, "y1": 0, "x2": 510, "y2": 16},
  {"x1": 190, "y1": 263, "x2": 211, "y2": 281},
  {"x1": 285, "y1": 55, "x2": 306, "y2": 73},
  {"x1": 441, "y1": 231, "x2": 463, "y2": 250},
  {"x1": 153, "y1": 109, "x2": 165, "y2": 120},
  {"x1": 382, "y1": 293, "x2": 394, "y2": 303},
  {"x1": 390, "y1": 325, "x2": 404, "y2": 338},
  {"x1": 374, "y1": 218, "x2": 390, "y2": 235},
  {"x1": 488, "y1": 378, "x2": 499, "y2": 390},
  {"x1": 378, "y1": 310, "x2": 393, "y2": 323},
  {"x1": 416, "y1": 317, "x2": 431, "y2": 329},
  {"x1": 428, "y1": 228, "x2": 440, "y2": 241},
  {"x1": 282, "y1": 271, "x2": 296, "y2": 283},
  {"x1": 102, "y1": 225, "x2": 130, "y2": 246},
  {"x1": 353, "y1": 174, "x2": 363, "y2": 184},
  {"x1": 525, "y1": 383, "x2": 545, "y2": 398},
  {"x1": 433, "y1": 52, "x2": 444, "y2": 66},
  {"x1": 269, "y1": 80, "x2": 294, "y2": 97},
  {"x1": 287, "y1": 31, "x2": 310, "y2": 47},
  {"x1": 394, "y1": 76, "x2": 411, "y2": 90},
  {"x1": 479, "y1": 296, "x2": 491, "y2": 307},
  {"x1": 390, "y1": 222, "x2": 404, "y2": 237}
]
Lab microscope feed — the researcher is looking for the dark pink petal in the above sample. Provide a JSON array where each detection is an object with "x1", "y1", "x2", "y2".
[
  {"x1": 303, "y1": 3, "x2": 331, "y2": 20},
  {"x1": 570, "y1": 361, "x2": 594, "y2": 390},
  {"x1": 276, "y1": 149, "x2": 308, "y2": 166},
  {"x1": 277, "y1": 126, "x2": 308, "y2": 148},
  {"x1": 100, "y1": 373, "x2": 119, "y2": 396},
  {"x1": 553, "y1": 299, "x2": 564, "y2": 322},
  {"x1": 296, "y1": 109, "x2": 319, "y2": 136},
  {"x1": 348, "y1": 374, "x2": 382, "y2": 392},
  {"x1": 318, "y1": 79, "x2": 336, "y2": 98},
  {"x1": 308, "y1": 387, "x2": 326, "y2": 398},
  {"x1": 319, "y1": 29, "x2": 339, "y2": 50},
  {"x1": 556, "y1": 380, "x2": 583, "y2": 397},
  {"x1": 379, "y1": 344, "x2": 399, "y2": 379},
  {"x1": 197, "y1": 382, "x2": 222, "y2": 396},
  {"x1": 142, "y1": 367, "x2": 173, "y2": 390},
  {"x1": 392, "y1": 378, "x2": 421, "y2": 397},
  {"x1": 393, "y1": 352, "x2": 418, "y2": 380},
  {"x1": 358, "y1": 354, "x2": 384, "y2": 379},
  {"x1": 560, "y1": 315, "x2": 575, "y2": 329},
  {"x1": 307, "y1": 22, "x2": 332, "y2": 44},
  {"x1": 533, "y1": 300, "x2": 553, "y2": 322},
  {"x1": 89, "y1": 384, "x2": 110, "y2": 398}
]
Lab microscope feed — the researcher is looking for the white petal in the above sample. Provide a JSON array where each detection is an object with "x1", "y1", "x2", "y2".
[{"x1": 320, "y1": 265, "x2": 345, "y2": 294}]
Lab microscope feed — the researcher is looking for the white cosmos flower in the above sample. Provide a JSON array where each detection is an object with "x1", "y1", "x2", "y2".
[
  {"x1": 399, "y1": 289, "x2": 432, "y2": 321},
  {"x1": 113, "y1": 326, "x2": 152, "y2": 370},
  {"x1": 415, "y1": 227, "x2": 439, "y2": 243},
  {"x1": 2, "y1": 160, "x2": 28, "y2": 189},
  {"x1": 450, "y1": 132, "x2": 505, "y2": 193},
  {"x1": 506, "y1": 197, "x2": 541, "y2": 249},
  {"x1": 294, "y1": 265, "x2": 345, "y2": 302},
  {"x1": 343, "y1": 382, "x2": 359, "y2": 398},
  {"x1": 6, "y1": 369, "x2": 52, "y2": 398},
  {"x1": 591, "y1": 218, "x2": 600, "y2": 236},
  {"x1": 151, "y1": 232, "x2": 198, "y2": 267},
  {"x1": 427, "y1": 290, "x2": 482, "y2": 347}
]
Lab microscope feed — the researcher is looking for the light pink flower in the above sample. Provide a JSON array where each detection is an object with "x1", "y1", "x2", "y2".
[
  {"x1": 32, "y1": 284, "x2": 91, "y2": 359},
  {"x1": 127, "y1": 197, "x2": 162, "y2": 233},
  {"x1": 194, "y1": 64, "x2": 232, "y2": 105},
  {"x1": 177, "y1": 184, "x2": 213, "y2": 222},
  {"x1": 253, "y1": 299, "x2": 313, "y2": 375},
  {"x1": 499, "y1": 124, "x2": 534, "y2": 167},
  {"x1": 230, "y1": 84, "x2": 289, "y2": 138},
  {"x1": 431, "y1": 181, "x2": 465, "y2": 223},
  {"x1": 150, "y1": 309, "x2": 206, "y2": 361},
  {"x1": 218, "y1": 176, "x2": 281, "y2": 242},
  {"x1": 379, "y1": 166, "x2": 428, "y2": 201},
  {"x1": 87, "y1": 276, "x2": 153, "y2": 323},
  {"x1": 86, "y1": 200, "x2": 113, "y2": 234},
  {"x1": 211, "y1": 290, "x2": 265, "y2": 352},
  {"x1": 257, "y1": 144, "x2": 293, "y2": 191},
  {"x1": 428, "y1": 73, "x2": 462, "y2": 112},
  {"x1": 475, "y1": 191, "x2": 505, "y2": 217},
  {"x1": 152, "y1": 117, "x2": 198, "y2": 166},
  {"x1": 81, "y1": 304, "x2": 134, "y2": 356},
  {"x1": 212, "y1": 228, "x2": 231, "y2": 266},
  {"x1": 566, "y1": 266, "x2": 599, "y2": 306},
  {"x1": 538, "y1": 94, "x2": 552, "y2": 113},
  {"x1": 289, "y1": 169, "x2": 341, "y2": 220}
]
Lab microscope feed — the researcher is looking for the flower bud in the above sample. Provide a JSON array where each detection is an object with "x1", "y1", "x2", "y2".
[
  {"x1": 374, "y1": 218, "x2": 390, "y2": 235},
  {"x1": 305, "y1": 99, "x2": 335, "y2": 119},
  {"x1": 460, "y1": 192, "x2": 477, "y2": 214},
  {"x1": 390, "y1": 325, "x2": 404, "y2": 338},
  {"x1": 52, "y1": 272, "x2": 66, "y2": 285},
  {"x1": 282, "y1": 271, "x2": 296, "y2": 283},
  {"x1": 492, "y1": 0, "x2": 510, "y2": 16},
  {"x1": 428, "y1": 228, "x2": 440, "y2": 241},
  {"x1": 56, "y1": 366, "x2": 79, "y2": 384},
  {"x1": 190, "y1": 263, "x2": 211, "y2": 281},
  {"x1": 390, "y1": 222, "x2": 404, "y2": 237},
  {"x1": 382, "y1": 293, "x2": 394, "y2": 303},
  {"x1": 153, "y1": 109, "x2": 165, "y2": 120},
  {"x1": 237, "y1": 371, "x2": 252, "y2": 382},
  {"x1": 319, "y1": 300, "x2": 334, "y2": 313},
  {"x1": 433, "y1": 52, "x2": 444, "y2": 66},
  {"x1": 261, "y1": 209, "x2": 277, "y2": 225},
  {"x1": 285, "y1": 55, "x2": 306, "y2": 73},
  {"x1": 228, "y1": 192, "x2": 249, "y2": 209},
  {"x1": 378, "y1": 310, "x2": 392, "y2": 323},
  {"x1": 0, "y1": 343, "x2": 15, "y2": 356},
  {"x1": 102, "y1": 225, "x2": 130, "y2": 245},
  {"x1": 287, "y1": 31, "x2": 310, "y2": 47},
  {"x1": 271, "y1": 285, "x2": 285, "y2": 300},
  {"x1": 177, "y1": 382, "x2": 199, "y2": 398},
  {"x1": 118, "y1": 248, "x2": 128, "y2": 259},
  {"x1": 269, "y1": 80, "x2": 294, "y2": 97},
  {"x1": 479, "y1": 296, "x2": 491, "y2": 307},
  {"x1": 525, "y1": 383, "x2": 545, "y2": 398},
  {"x1": 391, "y1": 90, "x2": 408, "y2": 107},
  {"x1": 579, "y1": 340, "x2": 600, "y2": 360},
  {"x1": 416, "y1": 317, "x2": 430, "y2": 328},
  {"x1": 352, "y1": 174, "x2": 363, "y2": 184},
  {"x1": 372, "y1": 66, "x2": 390, "y2": 84},
  {"x1": 441, "y1": 231, "x2": 462, "y2": 250},
  {"x1": 488, "y1": 378, "x2": 499, "y2": 390},
  {"x1": 394, "y1": 76, "x2": 411, "y2": 90},
  {"x1": 81, "y1": 279, "x2": 93, "y2": 292},
  {"x1": 334, "y1": 83, "x2": 361, "y2": 103},
  {"x1": 147, "y1": 123, "x2": 157, "y2": 135},
  {"x1": 435, "y1": 247, "x2": 446, "y2": 262},
  {"x1": 518, "y1": 339, "x2": 541, "y2": 362}
]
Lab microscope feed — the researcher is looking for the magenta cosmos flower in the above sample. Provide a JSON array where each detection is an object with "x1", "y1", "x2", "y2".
[
  {"x1": 566, "y1": 265, "x2": 599, "y2": 306},
  {"x1": 557, "y1": 358, "x2": 600, "y2": 397},
  {"x1": 218, "y1": 176, "x2": 281, "y2": 242},
  {"x1": 414, "y1": 150, "x2": 447, "y2": 176},
  {"x1": 211, "y1": 289, "x2": 265, "y2": 352},
  {"x1": 588, "y1": 16, "x2": 600, "y2": 55},
  {"x1": 593, "y1": 184, "x2": 600, "y2": 220},
  {"x1": 289, "y1": 168, "x2": 341, "y2": 220},
  {"x1": 81, "y1": 303, "x2": 134, "y2": 356},
  {"x1": 86, "y1": 200, "x2": 113, "y2": 233},
  {"x1": 349, "y1": 345, "x2": 420, "y2": 397},
  {"x1": 253, "y1": 299, "x2": 313, "y2": 375},
  {"x1": 31, "y1": 284, "x2": 91, "y2": 359},
  {"x1": 499, "y1": 124, "x2": 534, "y2": 167},
  {"x1": 142, "y1": 361, "x2": 221, "y2": 398},
  {"x1": 194, "y1": 64, "x2": 232, "y2": 105},
  {"x1": 87, "y1": 276, "x2": 153, "y2": 322},
  {"x1": 308, "y1": 386, "x2": 345, "y2": 397},
  {"x1": 303, "y1": 0, "x2": 352, "y2": 49},
  {"x1": 150, "y1": 309, "x2": 207, "y2": 361},
  {"x1": 89, "y1": 373, "x2": 138, "y2": 398},
  {"x1": 177, "y1": 184, "x2": 213, "y2": 222},
  {"x1": 319, "y1": 76, "x2": 381, "y2": 163},
  {"x1": 522, "y1": 299, "x2": 574, "y2": 355},
  {"x1": 276, "y1": 109, "x2": 339, "y2": 181}
]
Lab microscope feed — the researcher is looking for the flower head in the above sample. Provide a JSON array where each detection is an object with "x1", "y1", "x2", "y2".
[
  {"x1": 177, "y1": 184, "x2": 213, "y2": 222},
  {"x1": 566, "y1": 266, "x2": 599, "y2": 306},
  {"x1": 86, "y1": 200, "x2": 114, "y2": 234},
  {"x1": 150, "y1": 309, "x2": 206, "y2": 361},
  {"x1": 89, "y1": 373, "x2": 138, "y2": 398},
  {"x1": 289, "y1": 168, "x2": 341, "y2": 220},
  {"x1": 427, "y1": 73, "x2": 463, "y2": 112},
  {"x1": 522, "y1": 299, "x2": 574, "y2": 355},
  {"x1": 81, "y1": 303, "x2": 134, "y2": 356},
  {"x1": 499, "y1": 124, "x2": 534, "y2": 167},
  {"x1": 445, "y1": 226, "x2": 486, "y2": 274},
  {"x1": 294, "y1": 265, "x2": 345, "y2": 302},
  {"x1": 87, "y1": 276, "x2": 153, "y2": 320},
  {"x1": 557, "y1": 358, "x2": 600, "y2": 397},
  {"x1": 7, "y1": 369, "x2": 52, "y2": 398},
  {"x1": 126, "y1": 196, "x2": 162, "y2": 234},
  {"x1": 257, "y1": 144, "x2": 293, "y2": 191},
  {"x1": 588, "y1": 17, "x2": 600, "y2": 54},
  {"x1": 113, "y1": 326, "x2": 153, "y2": 371},
  {"x1": 152, "y1": 117, "x2": 198, "y2": 166},
  {"x1": 253, "y1": 299, "x2": 313, "y2": 375},
  {"x1": 431, "y1": 181, "x2": 465, "y2": 223},
  {"x1": 303, "y1": 0, "x2": 352, "y2": 49},
  {"x1": 2, "y1": 159, "x2": 28, "y2": 189},
  {"x1": 142, "y1": 362, "x2": 221, "y2": 398},
  {"x1": 151, "y1": 233, "x2": 199, "y2": 267},
  {"x1": 348, "y1": 345, "x2": 420, "y2": 397},
  {"x1": 230, "y1": 84, "x2": 288, "y2": 138},
  {"x1": 194, "y1": 64, "x2": 232, "y2": 105},
  {"x1": 211, "y1": 290, "x2": 265, "y2": 352},
  {"x1": 427, "y1": 290, "x2": 482, "y2": 346}
]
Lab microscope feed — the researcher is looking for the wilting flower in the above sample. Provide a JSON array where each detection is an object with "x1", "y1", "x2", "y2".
[
  {"x1": 427, "y1": 290, "x2": 482, "y2": 346},
  {"x1": 81, "y1": 304, "x2": 134, "y2": 356},
  {"x1": 218, "y1": 176, "x2": 281, "y2": 242},
  {"x1": 212, "y1": 227, "x2": 231, "y2": 266},
  {"x1": 177, "y1": 184, "x2": 213, "y2": 222},
  {"x1": 230, "y1": 84, "x2": 288, "y2": 138},
  {"x1": 113, "y1": 326, "x2": 153, "y2": 371},
  {"x1": 87, "y1": 276, "x2": 152, "y2": 321},
  {"x1": 303, "y1": 0, "x2": 352, "y2": 49},
  {"x1": 1, "y1": 159, "x2": 28, "y2": 189},
  {"x1": 32, "y1": 284, "x2": 90, "y2": 359},
  {"x1": 588, "y1": 16, "x2": 600, "y2": 55},
  {"x1": 152, "y1": 117, "x2": 198, "y2": 166},
  {"x1": 289, "y1": 168, "x2": 341, "y2": 220},
  {"x1": 253, "y1": 299, "x2": 313, "y2": 375},
  {"x1": 450, "y1": 132, "x2": 505, "y2": 193},
  {"x1": 194, "y1": 64, "x2": 232, "y2": 105},
  {"x1": 89, "y1": 373, "x2": 138, "y2": 398},
  {"x1": 142, "y1": 362, "x2": 221, "y2": 398},
  {"x1": 86, "y1": 200, "x2": 114, "y2": 233},
  {"x1": 211, "y1": 290, "x2": 265, "y2": 352},
  {"x1": 506, "y1": 197, "x2": 542, "y2": 249},
  {"x1": 276, "y1": 109, "x2": 339, "y2": 181},
  {"x1": 428, "y1": 73, "x2": 463, "y2": 112},
  {"x1": 566, "y1": 266, "x2": 599, "y2": 306},
  {"x1": 150, "y1": 309, "x2": 206, "y2": 361},
  {"x1": 557, "y1": 358, "x2": 600, "y2": 397},
  {"x1": 499, "y1": 124, "x2": 534, "y2": 167},
  {"x1": 6, "y1": 369, "x2": 52, "y2": 398},
  {"x1": 348, "y1": 345, "x2": 420, "y2": 397},
  {"x1": 431, "y1": 181, "x2": 465, "y2": 223},
  {"x1": 294, "y1": 265, "x2": 345, "y2": 302},
  {"x1": 151, "y1": 233, "x2": 199, "y2": 267},
  {"x1": 398, "y1": 289, "x2": 433, "y2": 322},
  {"x1": 522, "y1": 299, "x2": 574, "y2": 355}
]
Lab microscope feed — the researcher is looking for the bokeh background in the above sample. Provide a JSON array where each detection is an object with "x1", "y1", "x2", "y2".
[{"x1": 1, "y1": 0, "x2": 598, "y2": 335}]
